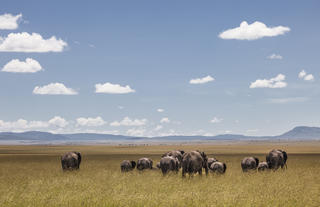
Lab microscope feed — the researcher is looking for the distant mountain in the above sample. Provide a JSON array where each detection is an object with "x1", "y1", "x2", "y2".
[
  {"x1": 277, "y1": 126, "x2": 320, "y2": 139},
  {"x1": 0, "y1": 126, "x2": 319, "y2": 144}
]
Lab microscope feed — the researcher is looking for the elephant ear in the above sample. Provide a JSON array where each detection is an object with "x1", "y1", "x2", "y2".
[
  {"x1": 131, "y1": 161, "x2": 136, "y2": 168},
  {"x1": 74, "y1": 152, "x2": 82, "y2": 164},
  {"x1": 254, "y1": 157, "x2": 259, "y2": 166},
  {"x1": 282, "y1": 151, "x2": 288, "y2": 164},
  {"x1": 223, "y1": 163, "x2": 227, "y2": 173}
]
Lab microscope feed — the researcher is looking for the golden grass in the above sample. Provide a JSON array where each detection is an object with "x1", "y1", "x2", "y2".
[{"x1": 0, "y1": 142, "x2": 319, "y2": 207}]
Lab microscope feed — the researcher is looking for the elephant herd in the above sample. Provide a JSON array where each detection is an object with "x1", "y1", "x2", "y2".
[{"x1": 60, "y1": 149, "x2": 287, "y2": 176}]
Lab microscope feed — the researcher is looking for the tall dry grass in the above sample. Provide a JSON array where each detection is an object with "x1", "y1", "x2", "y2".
[{"x1": 0, "y1": 143, "x2": 319, "y2": 206}]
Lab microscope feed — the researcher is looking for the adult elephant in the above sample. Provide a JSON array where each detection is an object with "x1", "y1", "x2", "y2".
[
  {"x1": 61, "y1": 151, "x2": 81, "y2": 171},
  {"x1": 120, "y1": 160, "x2": 136, "y2": 172},
  {"x1": 266, "y1": 149, "x2": 287, "y2": 170},
  {"x1": 182, "y1": 150, "x2": 208, "y2": 177},
  {"x1": 209, "y1": 161, "x2": 226, "y2": 174},
  {"x1": 162, "y1": 151, "x2": 184, "y2": 163},
  {"x1": 207, "y1": 157, "x2": 218, "y2": 169},
  {"x1": 241, "y1": 157, "x2": 259, "y2": 172},
  {"x1": 137, "y1": 158, "x2": 153, "y2": 171},
  {"x1": 160, "y1": 156, "x2": 179, "y2": 175},
  {"x1": 257, "y1": 162, "x2": 269, "y2": 172}
]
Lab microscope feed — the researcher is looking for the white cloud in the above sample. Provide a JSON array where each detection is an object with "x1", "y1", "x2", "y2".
[
  {"x1": 0, "y1": 32, "x2": 67, "y2": 52},
  {"x1": 2, "y1": 58, "x2": 43, "y2": 73},
  {"x1": 95, "y1": 82, "x2": 135, "y2": 94},
  {"x1": 219, "y1": 21, "x2": 290, "y2": 40},
  {"x1": 267, "y1": 54, "x2": 283, "y2": 60},
  {"x1": 189, "y1": 75, "x2": 214, "y2": 84},
  {"x1": 48, "y1": 116, "x2": 68, "y2": 128},
  {"x1": 0, "y1": 116, "x2": 68, "y2": 132},
  {"x1": 76, "y1": 116, "x2": 106, "y2": 127},
  {"x1": 160, "y1": 117, "x2": 170, "y2": 124},
  {"x1": 110, "y1": 117, "x2": 147, "y2": 127},
  {"x1": 210, "y1": 117, "x2": 222, "y2": 124},
  {"x1": 126, "y1": 128, "x2": 146, "y2": 137},
  {"x1": 154, "y1": 125, "x2": 163, "y2": 131},
  {"x1": 157, "y1": 108, "x2": 164, "y2": 112},
  {"x1": 33, "y1": 83, "x2": 78, "y2": 95},
  {"x1": 268, "y1": 97, "x2": 308, "y2": 104},
  {"x1": 298, "y1": 70, "x2": 314, "y2": 81},
  {"x1": 0, "y1": 13, "x2": 22, "y2": 30},
  {"x1": 250, "y1": 74, "x2": 287, "y2": 88}
]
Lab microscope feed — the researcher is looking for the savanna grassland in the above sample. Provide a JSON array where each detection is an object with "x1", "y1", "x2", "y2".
[{"x1": 0, "y1": 142, "x2": 319, "y2": 207}]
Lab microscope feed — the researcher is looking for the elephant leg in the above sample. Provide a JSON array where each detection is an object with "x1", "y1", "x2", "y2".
[
  {"x1": 182, "y1": 169, "x2": 186, "y2": 177},
  {"x1": 198, "y1": 169, "x2": 202, "y2": 176},
  {"x1": 205, "y1": 167, "x2": 208, "y2": 176}
]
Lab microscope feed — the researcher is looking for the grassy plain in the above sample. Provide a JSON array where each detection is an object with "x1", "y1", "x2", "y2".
[{"x1": 0, "y1": 142, "x2": 319, "y2": 207}]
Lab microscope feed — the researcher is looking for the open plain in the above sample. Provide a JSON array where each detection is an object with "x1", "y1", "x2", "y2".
[{"x1": 0, "y1": 142, "x2": 319, "y2": 207}]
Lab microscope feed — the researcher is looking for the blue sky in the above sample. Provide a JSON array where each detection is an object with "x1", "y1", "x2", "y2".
[{"x1": 0, "y1": 0, "x2": 320, "y2": 137}]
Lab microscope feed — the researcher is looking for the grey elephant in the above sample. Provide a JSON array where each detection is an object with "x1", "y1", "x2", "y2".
[
  {"x1": 162, "y1": 150, "x2": 184, "y2": 166},
  {"x1": 120, "y1": 160, "x2": 136, "y2": 172},
  {"x1": 160, "y1": 156, "x2": 179, "y2": 175},
  {"x1": 182, "y1": 150, "x2": 208, "y2": 177},
  {"x1": 61, "y1": 151, "x2": 81, "y2": 171},
  {"x1": 257, "y1": 162, "x2": 269, "y2": 171},
  {"x1": 266, "y1": 149, "x2": 287, "y2": 170},
  {"x1": 241, "y1": 157, "x2": 259, "y2": 172},
  {"x1": 207, "y1": 157, "x2": 218, "y2": 168},
  {"x1": 209, "y1": 161, "x2": 226, "y2": 174},
  {"x1": 156, "y1": 162, "x2": 161, "y2": 169},
  {"x1": 137, "y1": 157, "x2": 153, "y2": 171}
]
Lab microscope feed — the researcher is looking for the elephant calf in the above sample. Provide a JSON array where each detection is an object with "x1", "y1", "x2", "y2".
[
  {"x1": 207, "y1": 157, "x2": 218, "y2": 169},
  {"x1": 120, "y1": 160, "x2": 136, "y2": 172},
  {"x1": 241, "y1": 157, "x2": 259, "y2": 172},
  {"x1": 209, "y1": 161, "x2": 226, "y2": 174},
  {"x1": 61, "y1": 151, "x2": 81, "y2": 171},
  {"x1": 257, "y1": 162, "x2": 269, "y2": 171},
  {"x1": 137, "y1": 158, "x2": 153, "y2": 171},
  {"x1": 160, "y1": 156, "x2": 179, "y2": 175}
]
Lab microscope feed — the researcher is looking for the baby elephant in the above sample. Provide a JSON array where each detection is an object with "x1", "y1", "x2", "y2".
[
  {"x1": 120, "y1": 160, "x2": 136, "y2": 172},
  {"x1": 241, "y1": 157, "x2": 259, "y2": 172},
  {"x1": 209, "y1": 162, "x2": 226, "y2": 174},
  {"x1": 257, "y1": 162, "x2": 269, "y2": 172},
  {"x1": 61, "y1": 151, "x2": 82, "y2": 171},
  {"x1": 160, "y1": 156, "x2": 179, "y2": 175},
  {"x1": 137, "y1": 158, "x2": 153, "y2": 171}
]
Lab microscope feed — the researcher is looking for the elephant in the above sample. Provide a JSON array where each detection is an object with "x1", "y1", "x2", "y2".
[
  {"x1": 266, "y1": 149, "x2": 287, "y2": 170},
  {"x1": 257, "y1": 162, "x2": 269, "y2": 171},
  {"x1": 137, "y1": 157, "x2": 153, "y2": 171},
  {"x1": 209, "y1": 161, "x2": 226, "y2": 174},
  {"x1": 207, "y1": 157, "x2": 218, "y2": 168},
  {"x1": 61, "y1": 151, "x2": 81, "y2": 171},
  {"x1": 241, "y1": 157, "x2": 259, "y2": 172},
  {"x1": 120, "y1": 160, "x2": 136, "y2": 172},
  {"x1": 160, "y1": 156, "x2": 179, "y2": 175},
  {"x1": 182, "y1": 150, "x2": 208, "y2": 177},
  {"x1": 156, "y1": 162, "x2": 161, "y2": 169},
  {"x1": 162, "y1": 150, "x2": 184, "y2": 164}
]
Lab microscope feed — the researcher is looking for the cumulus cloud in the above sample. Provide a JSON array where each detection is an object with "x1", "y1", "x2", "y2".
[
  {"x1": 298, "y1": 70, "x2": 314, "y2": 81},
  {"x1": 210, "y1": 117, "x2": 222, "y2": 124},
  {"x1": 157, "y1": 108, "x2": 164, "y2": 112},
  {"x1": 219, "y1": 21, "x2": 290, "y2": 40},
  {"x1": 250, "y1": 74, "x2": 287, "y2": 88},
  {"x1": 160, "y1": 117, "x2": 170, "y2": 124},
  {"x1": 33, "y1": 83, "x2": 78, "y2": 95},
  {"x1": 48, "y1": 116, "x2": 68, "y2": 128},
  {"x1": 95, "y1": 82, "x2": 135, "y2": 94},
  {"x1": 0, "y1": 116, "x2": 68, "y2": 132},
  {"x1": 0, "y1": 13, "x2": 22, "y2": 30},
  {"x1": 267, "y1": 54, "x2": 283, "y2": 60},
  {"x1": 189, "y1": 75, "x2": 214, "y2": 84},
  {"x1": 2, "y1": 58, "x2": 43, "y2": 73},
  {"x1": 76, "y1": 116, "x2": 106, "y2": 127},
  {"x1": 0, "y1": 32, "x2": 67, "y2": 52},
  {"x1": 110, "y1": 117, "x2": 147, "y2": 127},
  {"x1": 126, "y1": 128, "x2": 146, "y2": 137}
]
